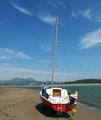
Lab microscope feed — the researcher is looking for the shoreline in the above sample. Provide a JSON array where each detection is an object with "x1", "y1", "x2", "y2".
[
  {"x1": 78, "y1": 102, "x2": 101, "y2": 112},
  {"x1": 33, "y1": 83, "x2": 101, "y2": 87},
  {"x1": 48, "y1": 83, "x2": 101, "y2": 86},
  {"x1": 1, "y1": 83, "x2": 101, "y2": 88}
]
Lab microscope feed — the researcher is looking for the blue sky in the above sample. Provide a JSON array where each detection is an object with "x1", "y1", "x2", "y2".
[{"x1": 0, "y1": 0, "x2": 101, "y2": 81}]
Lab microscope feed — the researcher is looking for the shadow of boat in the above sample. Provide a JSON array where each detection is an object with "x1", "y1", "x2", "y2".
[{"x1": 35, "y1": 103, "x2": 71, "y2": 119}]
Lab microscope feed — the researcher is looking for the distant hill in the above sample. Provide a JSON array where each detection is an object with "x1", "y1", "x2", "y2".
[
  {"x1": 1, "y1": 78, "x2": 101, "y2": 86},
  {"x1": 0, "y1": 78, "x2": 62, "y2": 86},
  {"x1": 0, "y1": 78, "x2": 40, "y2": 85},
  {"x1": 64, "y1": 79, "x2": 101, "y2": 84},
  {"x1": 75, "y1": 79, "x2": 101, "y2": 83}
]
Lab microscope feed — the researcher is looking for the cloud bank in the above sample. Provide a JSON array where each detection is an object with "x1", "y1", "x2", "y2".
[
  {"x1": 37, "y1": 13, "x2": 56, "y2": 25},
  {"x1": 0, "y1": 48, "x2": 31, "y2": 60},
  {"x1": 47, "y1": 0, "x2": 66, "y2": 9},
  {"x1": 10, "y1": 0, "x2": 33, "y2": 16},
  {"x1": 79, "y1": 28, "x2": 101, "y2": 49},
  {"x1": 72, "y1": 8, "x2": 101, "y2": 23},
  {"x1": 0, "y1": 66, "x2": 69, "y2": 81}
]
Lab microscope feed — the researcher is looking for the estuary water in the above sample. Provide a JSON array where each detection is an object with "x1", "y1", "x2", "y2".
[{"x1": 65, "y1": 85, "x2": 101, "y2": 110}]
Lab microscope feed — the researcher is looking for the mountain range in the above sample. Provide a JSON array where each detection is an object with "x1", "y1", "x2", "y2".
[{"x1": 0, "y1": 78, "x2": 40, "y2": 85}]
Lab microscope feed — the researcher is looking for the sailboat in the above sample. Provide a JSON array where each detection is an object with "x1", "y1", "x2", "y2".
[{"x1": 40, "y1": 16, "x2": 78, "y2": 114}]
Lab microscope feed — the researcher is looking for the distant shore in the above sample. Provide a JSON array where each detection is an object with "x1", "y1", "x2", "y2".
[
  {"x1": 53, "y1": 83, "x2": 101, "y2": 86},
  {"x1": 31, "y1": 83, "x2": 101, "y2": 88},
  {"x1": 0, "y1": 83, "x2": 101, "y2": 89},
  {"x1": 0, "y1": 87, "x2": 101, "y2": 120}
]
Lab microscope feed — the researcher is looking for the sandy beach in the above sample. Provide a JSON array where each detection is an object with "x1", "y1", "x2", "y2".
[{"x1": 0, "y1": 88, "x2": 101, "y2": 120}]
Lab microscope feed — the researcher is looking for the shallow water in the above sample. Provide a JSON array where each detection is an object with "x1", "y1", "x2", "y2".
[{"x1": 64, "y1": 85, "x2": 101, "y2": 109}]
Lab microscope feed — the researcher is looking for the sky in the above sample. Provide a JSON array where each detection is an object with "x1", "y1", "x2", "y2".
[{"x1": 0, "y1": 0, "x2": 101, "y2": 81}]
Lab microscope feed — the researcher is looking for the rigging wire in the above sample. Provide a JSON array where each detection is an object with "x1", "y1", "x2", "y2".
[
  {"x1": 63, "y1": 45, "x2": 72, "y2": 83},
  {"x1": 47, "y1": 17, "x2": 58, "y2": 86}
]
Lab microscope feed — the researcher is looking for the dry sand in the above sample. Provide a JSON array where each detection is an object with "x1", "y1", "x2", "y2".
[{"x1": 0, "y1": 88, "x2": 101, "y2": 120}]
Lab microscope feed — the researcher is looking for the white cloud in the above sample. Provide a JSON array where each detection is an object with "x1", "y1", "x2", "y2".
[
  {"x1": 38, "y1": 13, "x2": 56, "y2": 25},
  {"x1": 71, "y1": 11, "x2": 78, "y2": 18},
  {"x1": 0, "y1": 66, "x2": 100, "y2": 81},
  {"x1": 72, "y1": 8, "x2": 101, "y2": 23},
  {"x1": 47, "y1": 0, "x2": 66, "y2": 9},
  {"x1": 0, "y1": 66, "x2": 82, "y2": 81},
  {"x1": 72, "y1": 8, "x2": 93, "y2": 20},
  {"x1": 71, "y1": 8, "x2": 101, "y2": 23},
  {"x1": 0, "y1": 66, "x2": 101, "y2": 81},
  {"x1": 37, "y1": 11, "x2": 63, "y2": 26},
  {"x1": 0, "y1": 67, "x2": 48, "y2": 80},
  {"x1": 95, "y1": 14, "x2": 101, "y2": 22},
  {"x1": 0, "y1": 63, "x2": 10, "y2": 67},
  {"x1": 10, "y1": 0, "x2": 33, "y2": 16},
  {"x1": 0, "y1": 67, "x2": 39, "y2": 74},
  {"x1": 79, "y1": 28, "x2": 101, "y2": 49},
  {"x1": 0, "y1": 67, "x2": 67, "y2": 81},
  {"x1": 47, "y1": 0, "x2": 58, "y2": 9},
  {"x1": 16, "y1": 52, "x2": 31, "y2": 59},
  {"x1": 79, "y1": 8, "x2": 93, "y2": 20},
  {"x1": 58, "y1": 0, "x2": 66, "y2": 9},
  {"x1": 0, "y1": 48, "x2": 31, "y2": 60},
  {"x1": 40, "y1": 43, "x2": 51, "y2": 52},
  {"x1": 96, "y1": 17, "x2": 101, "y2": 22}
]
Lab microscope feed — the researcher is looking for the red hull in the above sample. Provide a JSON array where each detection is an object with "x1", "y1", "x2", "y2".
[{"x1": 40, "y1": 96, "x2": 77, "y2": 113}]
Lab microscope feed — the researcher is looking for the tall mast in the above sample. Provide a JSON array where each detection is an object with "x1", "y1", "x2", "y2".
[{"x1": 51, "y1": 16, "x2": 58, "y2": 85}]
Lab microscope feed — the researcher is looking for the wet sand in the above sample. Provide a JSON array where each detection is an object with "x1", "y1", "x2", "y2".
[{"x1": 0, "y1": 88, "x2": 101, "y2": 120}]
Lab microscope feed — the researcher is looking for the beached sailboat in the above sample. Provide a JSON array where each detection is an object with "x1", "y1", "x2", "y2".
[{"x1": 40, "y1": 17, "x2": 78, "y2": 114}]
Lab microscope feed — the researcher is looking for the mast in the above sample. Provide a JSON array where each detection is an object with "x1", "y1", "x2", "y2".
[{"x1": 51, "y1": 16, "x2": 58, "y2": 85}]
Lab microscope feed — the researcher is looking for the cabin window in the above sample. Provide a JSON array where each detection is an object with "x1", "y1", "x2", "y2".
[{"x1": 53, "y1": 89, "x2": 61, "y2": 97}]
